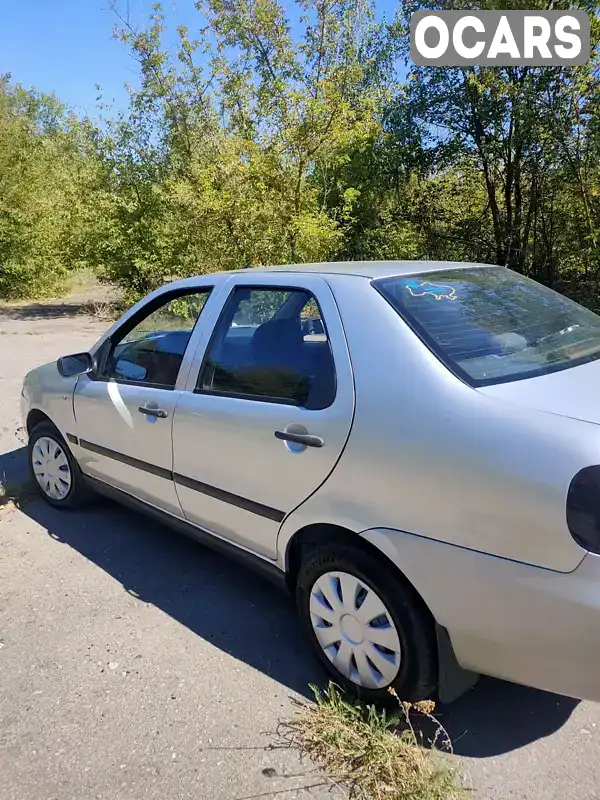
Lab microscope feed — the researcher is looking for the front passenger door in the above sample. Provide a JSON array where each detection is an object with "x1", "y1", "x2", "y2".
[{"x1": 74, "y1": 288, "x2": 212, "y2": 516}]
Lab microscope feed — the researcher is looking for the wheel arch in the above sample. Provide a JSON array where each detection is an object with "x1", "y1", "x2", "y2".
[
  {"x1": 284, "y1": 521, "x2": 478, "y2": 702},
  {"x1": 285, "y1": 522, "x2": 430, "y2": 608},
  {"x1": 27, "y1": 408, "x2": 57, "y2": 435}
]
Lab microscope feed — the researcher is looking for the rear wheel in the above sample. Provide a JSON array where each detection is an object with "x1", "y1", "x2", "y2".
[
  {"x1": 296, "y1": 542, "x2": 437, "y2": 704},
  {"x1": 28, "y1": 422, "x2": 91, "y2": 508}
]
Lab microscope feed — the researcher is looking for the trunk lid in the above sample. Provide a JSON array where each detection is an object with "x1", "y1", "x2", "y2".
[{"x1": 479, "y1": 357, "x2": 600, "y2": 425}]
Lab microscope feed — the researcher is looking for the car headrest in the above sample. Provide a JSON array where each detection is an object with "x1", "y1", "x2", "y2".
[{"x1": 252, "y1": 318, "x2": 305, "y2": 368}]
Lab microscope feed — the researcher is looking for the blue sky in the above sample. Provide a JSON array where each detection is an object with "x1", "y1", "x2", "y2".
[
  {"x1": 1, "y1": 0, "x2": 397, "y2": 119},
  {"x1": 0, "y1": 1, "x2": 197, "y2": 116}
]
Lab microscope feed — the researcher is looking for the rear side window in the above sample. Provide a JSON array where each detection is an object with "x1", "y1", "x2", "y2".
[
  {"x1": 196, "y1": 287, "x2": 336, "y2": 409},
  {"x1": 374, "y1": 267, "x2": 600, "y2": 387}
]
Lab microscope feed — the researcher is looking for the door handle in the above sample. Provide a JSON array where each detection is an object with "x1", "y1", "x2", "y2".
[
  {"x1": 138, "y1": 406, "x2": 168, "y2": 419},
  {"x1": 274, "y1": 430, "x2": 324, "y2": 448}
]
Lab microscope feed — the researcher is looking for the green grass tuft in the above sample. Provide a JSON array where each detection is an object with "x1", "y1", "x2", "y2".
[{"x1": 283, "y1": 682, "x2": 467, "y2": 799}]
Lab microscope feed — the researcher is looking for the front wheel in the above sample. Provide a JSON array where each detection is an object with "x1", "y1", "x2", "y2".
[
  {"x1": 28, "y1": 422, "x2": 91, "y2": 508},
  {"x1": 296, "y1": 543, "x2": 437, "y2": 704}
]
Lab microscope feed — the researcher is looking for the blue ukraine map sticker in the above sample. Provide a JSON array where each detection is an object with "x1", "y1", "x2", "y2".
[{"x1": 405, "y1": 279, "x2": 457, "y2": 300}]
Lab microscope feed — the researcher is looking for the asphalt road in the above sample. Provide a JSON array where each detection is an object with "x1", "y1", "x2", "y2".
[{"x1": 2, "y1": 294, "x2": 600, "y2": 799}]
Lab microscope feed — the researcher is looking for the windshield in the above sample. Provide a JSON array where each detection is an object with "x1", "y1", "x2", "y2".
[{"x1": 374, "y1": 267, "x2": 600, "y2": 387}]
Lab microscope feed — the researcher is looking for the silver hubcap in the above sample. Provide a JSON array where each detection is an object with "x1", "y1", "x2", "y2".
[
  {"x1": 310, "y1": 571, "x2": 402, "y2": 689},
  {"x1": 32, "y1": 436, "x2": 72, "y2": 501}
]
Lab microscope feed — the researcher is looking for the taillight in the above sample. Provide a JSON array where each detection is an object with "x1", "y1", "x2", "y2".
[{"x1": 566, "y1": 466, "x2": 600, "y2": 554}]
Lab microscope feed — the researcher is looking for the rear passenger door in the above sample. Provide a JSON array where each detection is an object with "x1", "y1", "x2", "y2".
[{"x1": 172, "y1": 274, "x2": 354, "y2": 558}]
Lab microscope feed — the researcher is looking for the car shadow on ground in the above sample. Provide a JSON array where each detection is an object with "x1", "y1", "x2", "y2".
[
  {"x1": 433, "y1": 676, "x2": 577, "y2": 758},
  {"x1": 0, "y1": 445, "x2": 29, "y2": 494},
  {"x1": 8, "y1": 452, "x2": 579, "y2": 759}
]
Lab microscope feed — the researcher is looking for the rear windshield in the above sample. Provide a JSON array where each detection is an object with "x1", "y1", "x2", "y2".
[{"x1": 374, "y1": 267, "x2": 600, "y2": 387}]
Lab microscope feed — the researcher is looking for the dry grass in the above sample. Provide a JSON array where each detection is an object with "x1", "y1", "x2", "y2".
[
  {"x1": 282, "y1": 683, "x2": 467, "y2": 800},
  {"x1": 0, "y1": 269, "x2": 122, "y2": 312},
  {"x1": 87, "y1": 298, "x2": 125, "y2": 322}
]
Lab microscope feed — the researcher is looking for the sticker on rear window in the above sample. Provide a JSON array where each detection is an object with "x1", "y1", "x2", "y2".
[{"x1": 405, "y1": 280, "x2": 457, "y2": 301}]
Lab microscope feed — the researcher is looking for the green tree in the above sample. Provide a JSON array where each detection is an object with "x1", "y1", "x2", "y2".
[
  {"x1": 385, "y1": 0, "x2": 600, "y2": 282},
  {"x1": 99, "y1": 0, "x2": 384, "y2": 297},
  {"x1": 0, "y1": 77, "x2": 102, "y2": 299}
]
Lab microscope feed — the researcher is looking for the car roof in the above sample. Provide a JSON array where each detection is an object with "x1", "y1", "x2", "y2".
[{"x1": 171, "y1": 260, "x2": 498, "y2": 286}]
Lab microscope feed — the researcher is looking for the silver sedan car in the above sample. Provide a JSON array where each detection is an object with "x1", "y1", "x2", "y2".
[{"x1": 20, "y1": 261, "x2": 600, "y2": 704}]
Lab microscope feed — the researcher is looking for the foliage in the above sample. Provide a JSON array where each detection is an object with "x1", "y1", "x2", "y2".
[
  {"x1": 89, "y1": 0, "x2": 383, "y2": 298},
  {"x1": 0, "y1": 2, "x2": 599, "y2": 308},
  {"x1": 0, "y1": 77, "x2": 103, "y2": 298},
  {"x1": 374, "y1": 0, "x2": 600, "y2": 286}
]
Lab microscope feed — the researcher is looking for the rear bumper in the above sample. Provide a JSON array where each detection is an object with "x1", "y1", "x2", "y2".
[{"x1": 361, "y1": 528, "x2": 600, "y2": 702}]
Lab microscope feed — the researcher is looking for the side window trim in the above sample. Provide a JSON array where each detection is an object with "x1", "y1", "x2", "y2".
[
  {"x1": 95, "y1": 286, "x2": 213, "y2": 391},
  {"x1": 195, "y1": 387, "x2": 306, "y2": 406},
  {"x1": 194, "y1": 283, "x2": 337, "y2": 409}
]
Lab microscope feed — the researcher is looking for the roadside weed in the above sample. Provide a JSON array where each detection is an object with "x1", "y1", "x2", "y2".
[{"x1": 283, "y1": 682, "x2": 467, "y2": 799}]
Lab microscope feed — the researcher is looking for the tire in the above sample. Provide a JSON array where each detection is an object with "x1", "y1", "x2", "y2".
[
  {"x1": 296, "y1": 542, "x2": 437, "y2": 704},
  {"x1": 28, "y1": 422, "x2": 91, "y2": 509}
]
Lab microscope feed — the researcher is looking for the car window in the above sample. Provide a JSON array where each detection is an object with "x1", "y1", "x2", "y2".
[
  {"x1": 231, "y1": 289, "x2": 291, "y2": 326},
  {"x1": 103, "y1": 290, "x2": 211, "y2": 389},
  {"x1": 374, "y1": 268, "x2": 600, "y2": 386},
  {"x1": 197, "y1": 287, "x2": 336, "y2": 409}
]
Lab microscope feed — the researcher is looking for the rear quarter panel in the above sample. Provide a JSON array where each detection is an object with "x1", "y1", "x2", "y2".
[{"x1": 278, "y1": 275, "x2": 593, "y2": 573}]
